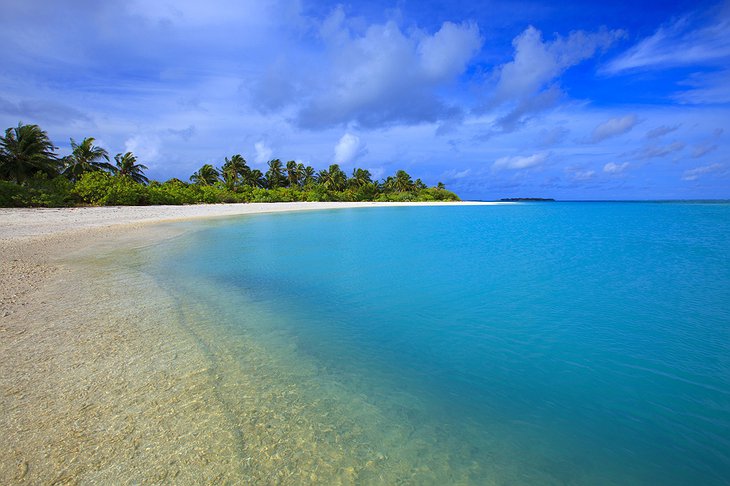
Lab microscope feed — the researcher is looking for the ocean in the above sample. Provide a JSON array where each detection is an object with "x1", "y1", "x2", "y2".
[{"x1": 132, "y1": 202, "x2": 730, "y2": 484}]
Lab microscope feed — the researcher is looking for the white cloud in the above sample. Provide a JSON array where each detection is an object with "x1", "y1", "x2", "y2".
[
  {"x1": 291, "y1": 12, "x2": 483, "y2": 128},
  {"x1": 603, "y1": 7, "x2": 730, "y2": 105},
  {"x1": 333, "y1": 132, "x2": 367, "y2": 164},
  {"x1": 367, "y1": 167, "x2": 385, "y2": 181},
  {"x1": 635, "y1": 141, "x2": 685, "y2": 160},
  {"x1": 571, "y1": 169, "x2": 596, "y2": 181},
  {"x1": 442, "y1": 168, "x2": 472, "y2": 180},
  {"x1": 418, "y1": 21, "x2": 482, "y2": 81},
  {"x1": 646, "y1": 125, "x2": 679, "y2": 139},
  {"x1": 124, "y1": 134, "x2": 160, "y2": 164},
  {"x1": 692, "y1": 143, "x2": 717, "y2": 158},
  {"x1": 590, "y1": 114, "x2": 638, "y2": 143},
  {"x1": 254, "y1": 141, "x2": 273, "y2": 165},
  {"x1": 682, "y1": 163, "x2": 725, "y2": 181},
  {"x1": 603, "y1": 162, "x2": 629, "y2": 174},
  {"x1": 488, "y1": 26, "x2": 624, "y2": 130},
  {"x1": 674, "y1": 70, "x2": 730, "y2": 105},
  {"x1": 493, "y1": 152, "x2": 548, "y2": 170},
  {"x1": 604, "y1": 9, "x2": 730, "y2": 73}
]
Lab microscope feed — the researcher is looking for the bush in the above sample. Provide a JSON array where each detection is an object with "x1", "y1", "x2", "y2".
[
  {"x1": 376, "y1": 191, "x2": 417, "y2": 202},
  {"x1": 1, "y1": 171, "x2": 462, "y2": 207},
  {"x1": 0, "y1": 180, "x2": 32, "y2": 207},
  {"x1": 103, "y1": 177, "x2": 148, "y2": 205},
  {"x1": 352, "y1": 185, "x2": 379, "y2": 201},
  {"x1": 420, "y1": 188, "x2": 460, "y2": 201},
  {"x1": 73, "y1": 172, "x2": 149, "y2": 205},
  {"x1": 303, "y1": 186, "x2": 332, "y2": 202},
  {"x1": 73, "y1": 171, "x2": 114, "y2": 205},
  {"x1": 0, "y1": 174, "x2": 74, "y2": 207},
  {"x1": 250, "y1": 187, "x2": 284, "y2": 202}
]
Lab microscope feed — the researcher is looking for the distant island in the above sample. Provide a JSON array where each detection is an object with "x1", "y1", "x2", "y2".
[
  {"x1": 499, "y1": 198, "x2": 556, "y2": 202},
  {"x1": 0, "y1": 122, "x2": 459, "y2": 207}
]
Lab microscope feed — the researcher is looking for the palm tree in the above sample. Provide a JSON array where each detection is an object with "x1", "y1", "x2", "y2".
[
  {"x1": 190, "y1": 164, "x2": 220, "y2": 185},
  {"x1": 0, "y1": 122, "x2": 59, "y2": 183},
  {"x1": 414, "y1": 178, "x2": 427, "y2": 190},
  {"x1": 367, "y1": 180, "x2": 382, "y2": 193},
  {"x1": 317, "y1": 164, "x2": 347, "y2": 191},
  {"x1": 265, "y1": 159, "x2": 284, "y2": 188},
  {"x1": 436, "y1": 182, "x2": 446, "y2": 190},
  {"x1": 349, "y1": 168, "x2": 372, "y2": 188},
  {"x1": 221, "y1": 155, "x2": 248, "y2": 190},
  {"x1": 220, "y1": 166, "x2": 237, "y2": 189},
  {"x1": 294, "y1": 163, "x2": 306, "y2": 187},
  {"x1": 241, "y1": 168, "x2": 265, "y2": 188},
  {"x1": 285, "y1": 160, "x2": 299, "y2": 187},
  {"x1": 62, "y1": 137, "x2": 113, "y2": 181},
  {"x1": 393, "y1": 170, "x2": 414, "y2": 192},
  {"x1": 113, "y1": 152, "x2": 149, "y2": 184},
  {"x1": 301, "y1": 165, "x2": 316, "y2": 186}
]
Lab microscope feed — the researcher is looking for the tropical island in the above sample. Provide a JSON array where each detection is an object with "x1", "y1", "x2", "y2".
[{"x1": 0, "y1": 123, "x2": 459, "y2": 207}]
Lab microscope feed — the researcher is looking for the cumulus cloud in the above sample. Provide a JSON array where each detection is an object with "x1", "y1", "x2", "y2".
[
  {"x1": 488, "y1": 26, "x2": 624, "y2": 130},
  {"x1": 418, "y1": 21, "x2": 483, "y2": 81},
  {"x1": 254, "y1": 141, "x2": 273, "y2": 165},
  {"x1": 682, "y1": 163, "x2": 725, "y2": 181},
  {"x1": 603, "y1": 162, "x2": 629, "y2": 174},
  {"x1": 292, "y1": 11, "x2": 482, "y2": 128},
  {"x1": 590, "y1": 114, "x2": 638, "y2": 143},
  {"x1": 495, "y1": 85, "x2": 562, "y2": 132},
  {"x1": 333, "y1": 132, "x2": 367, "y2": 164},
  {"x1": 493, "y1": 152, "x2": 548, "y2": 170}
]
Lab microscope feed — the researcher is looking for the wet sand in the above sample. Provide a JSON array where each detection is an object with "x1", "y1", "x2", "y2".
[{"x1": 0, "y1": 202, "x2": 504, "y2": 484}]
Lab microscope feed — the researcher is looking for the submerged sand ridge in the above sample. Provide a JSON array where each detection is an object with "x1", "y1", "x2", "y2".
[{"x1": 1, "y1": 202, "x2": 508, "y2": 484}]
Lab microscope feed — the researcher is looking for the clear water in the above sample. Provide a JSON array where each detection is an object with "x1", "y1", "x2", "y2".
[{"x1": 140, "y1": 203, "x2": 730, "y2": 484}]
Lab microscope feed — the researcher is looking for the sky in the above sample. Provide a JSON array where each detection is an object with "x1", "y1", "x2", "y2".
[{"x1": 0, "y1": 0, "x2": 728, "y2": 200}]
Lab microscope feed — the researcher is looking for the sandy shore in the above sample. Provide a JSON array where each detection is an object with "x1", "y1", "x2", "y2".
[{"x1": 0, "y1": 201, "x2": 504, "y2": 483}]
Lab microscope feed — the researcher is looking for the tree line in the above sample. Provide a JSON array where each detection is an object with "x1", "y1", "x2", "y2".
[{"x1": 0, "y1": 122, "x2": 458, "y2": 207}]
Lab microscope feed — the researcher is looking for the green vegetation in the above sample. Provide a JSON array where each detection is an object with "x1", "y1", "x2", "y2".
[{"x1": 0, "y1": 122, "x2": 459, "y2": 207}]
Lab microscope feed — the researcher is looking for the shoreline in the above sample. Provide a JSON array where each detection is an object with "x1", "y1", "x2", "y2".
[
  {"x1": 0, "y1": 201, "x2": 505, "y2": 483},
  {"x1": 0, "y1": 202, "x2": 506, "y2": 320},
  {"x1": 0, "y1": 201, "x2": 506, "y2": 240}
]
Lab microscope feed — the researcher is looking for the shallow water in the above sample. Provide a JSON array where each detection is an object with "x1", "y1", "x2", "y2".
[{"x1": 133, "y1": 202, "x2": 730, "y2": 484}]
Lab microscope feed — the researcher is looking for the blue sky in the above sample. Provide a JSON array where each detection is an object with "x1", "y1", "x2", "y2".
[{"x1": 1, "y1": 0, "x2": 728, "y2": 200}]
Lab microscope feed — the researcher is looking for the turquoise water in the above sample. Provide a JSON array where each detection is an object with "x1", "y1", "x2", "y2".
[{"x1": 143, "y1": 203, "x2": 730, "y2": 484}]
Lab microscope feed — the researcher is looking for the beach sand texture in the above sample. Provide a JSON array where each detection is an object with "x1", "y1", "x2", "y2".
[{"x1": 1, "y1": 202, "x2": 503, "y2": 484}]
